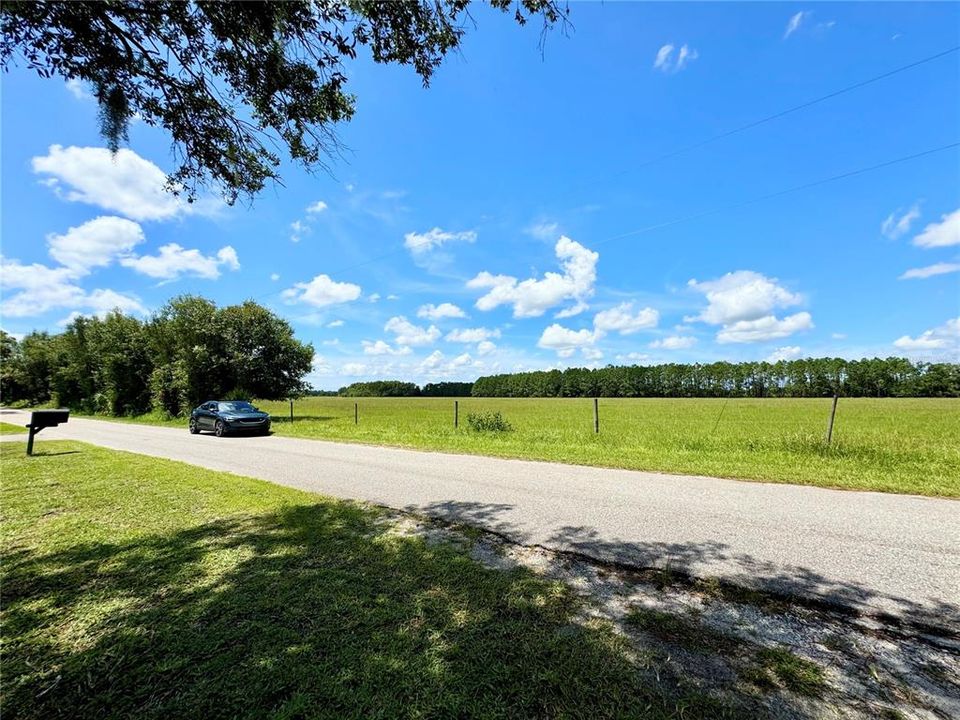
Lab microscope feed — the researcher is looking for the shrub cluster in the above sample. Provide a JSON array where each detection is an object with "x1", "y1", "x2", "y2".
[{"x1": 466, "y1": 411, "x2": 513, "y2": 433}]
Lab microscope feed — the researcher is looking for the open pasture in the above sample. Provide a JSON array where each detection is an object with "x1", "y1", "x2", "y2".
[{"x1": 250, "y1": 397, "x2": 959, "y2": 497}]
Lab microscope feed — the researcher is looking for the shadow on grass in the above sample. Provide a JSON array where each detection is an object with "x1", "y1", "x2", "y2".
[
  {"x1": 1, "y1": 503, "x2": 743, "y2": 720},
  {"x1": 408, "y1": 501, "x2": 960, "y2": 633}
]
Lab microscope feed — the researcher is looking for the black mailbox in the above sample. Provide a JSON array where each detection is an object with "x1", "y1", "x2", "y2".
[{"x1": 25, "y1": 409, "x2": 69, "y2": 455}]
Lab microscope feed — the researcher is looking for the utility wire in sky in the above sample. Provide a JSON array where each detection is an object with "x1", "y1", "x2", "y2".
[{"x1": 565, "y1": 45, "x2": 960, "y2": 194}]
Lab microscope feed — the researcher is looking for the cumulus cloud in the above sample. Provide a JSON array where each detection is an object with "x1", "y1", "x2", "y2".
[
  {"x1": 289, "y1": 220, "x2": 309, "y2": 243},
  {"x1": 654, "y1": 43, "x2": 698, "y2": 72},
  {"x1": 468, "y1": 236, "x2": 598, "y2": 318},
  {"x1": 650, "y1": 335, "x2": 697, "y2": 350},
  {"x1": 899, "y1": 262, "x2": 960, "y2": 280},
  {"x1": 893, "y1": 317, "x2": 959, "y2": 355},
  {"x1": 418, "y1": 350, "x2": 474, "y2": 377},
  {"x1": 537, "y1": 323, "x2": 601, "y2": 358},
  {"x1": 593, "y1": 302, "x2": 659, "y2": 335},
  {"x1": 715, "y1": 312, "x2": 814, "y2": 344},
  {"x1": 384, "y1": 316, "x2": 440, "y2": 346},
  {"x1": 306, "y1": 200, "x2": 328, "y2": 214},
  {"x1": 270, "y1": 273, "x2": 280, "y2": 281},
  {"x1": 687, "y1": 270, "x2": 811, "y2": 343},
  {"x1": 31, "y1": 145, "x2": 215, "y2": 221},
  {"x1": 784, "y1": 11, "x2": 810, "y2": 38},
  {"x1": 46, "y1": 216, "x2": 145, "y2": 275},
  {"x1": 881, "y1": 203, "x2": 921, "y2": 240},
  {"x1": 766, "y1": 346, "x2": 803, "y2": 362},
  {"x1": 362, "y1": 340, "x2": 412, "y2": 356},
  {"x1": 417, "y1": 302, "x2": 467, "y2": 320},
  {"x1": 615, "y1": 352, "x2": 650, "y2": 363},
  {"x1": 404, "y1": 227, "x2": 476, "y2": 254},
  {"x1": 120, "y1": 244, "x2": 239, "y2": 281},
  {"x1": 0, "y1": 256, "x2": 146, "y2": 318},
  {"x1": 477, "y1": 340, "x2": 497, "y2": 356},
  {"x1": 445, "y1": 327, "x2": 501, "y2": 343},
  {"x1": 326, "y1": 319, "x2": 345, "y2": 328},
  {"x1": 282, "y1": 274, "x2": 362, "y2": 308},
  {"x1": 912, "y1": 208, "x2": 960, "y2": 248},
  {"x1": 526, "y1": 220, "x2": 560, "y2": 240}
]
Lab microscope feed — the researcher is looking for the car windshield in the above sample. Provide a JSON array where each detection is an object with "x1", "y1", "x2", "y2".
[{"x1": 218, "y1": 401, "x2": 256, "y2": 412}]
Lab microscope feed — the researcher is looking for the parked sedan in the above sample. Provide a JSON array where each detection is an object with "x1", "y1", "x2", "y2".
[{"x1": 189, "y1": 400, "x2": 271, "y2": 437}]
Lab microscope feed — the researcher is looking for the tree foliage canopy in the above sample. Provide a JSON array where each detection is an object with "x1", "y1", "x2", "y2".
[
  {"x1": 1, "y1": 0, "x2": 565, "y2": 202},
  {"x1": 0, "y1": 297, "x2": 314, "y2": 415}
]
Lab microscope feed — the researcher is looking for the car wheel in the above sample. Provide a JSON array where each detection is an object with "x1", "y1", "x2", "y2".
[
  {"x1": 214, "y1": 420, "x2": 225, "y2": 437},
  {"x1": 189, "y1": 418, "x2": 199, "y2": 434}
]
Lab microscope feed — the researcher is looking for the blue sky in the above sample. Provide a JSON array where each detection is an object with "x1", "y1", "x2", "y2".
[{"x1": 2, "y1": 3, "x2": 958, "y2": 389}]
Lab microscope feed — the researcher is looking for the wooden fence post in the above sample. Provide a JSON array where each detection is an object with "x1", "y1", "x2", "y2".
[
  {"x1": 289, "y1": 398, "x2": 294, "y2": 424},
  {"x1": 593, "y1": 397, "x2": 599, "y2": 434},
  {"x1": 825, "y1": 394, "x2": 839, "y2": 444},
  {"x1": 354, "y1": 402, "x2": 358, "y2": 425},
  {"x1": 454, "y1": 400, "x2": 459, "y2": 429}
]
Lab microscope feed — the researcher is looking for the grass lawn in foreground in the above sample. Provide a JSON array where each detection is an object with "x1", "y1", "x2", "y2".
[
  {"x1": 0, "y1": 421, "x2": 27, "y2": 434},
  {"x1": 1, "y1": 440, "x2": 739, "y2": 719},
  {"x1": 95, "y1": 397, "x2": 960, "y2": 497}
]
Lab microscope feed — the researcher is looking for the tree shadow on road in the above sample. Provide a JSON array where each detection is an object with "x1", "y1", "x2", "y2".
[{"x1": 406, "y1": 501, "x2": 960, "y2": 633}]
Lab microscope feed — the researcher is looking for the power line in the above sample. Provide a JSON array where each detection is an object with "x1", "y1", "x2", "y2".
[
  {"x1": 595, "y1": 141, "x2": 960, "y2": 247},
  {"x1": 566, "y1": 45, "x2": 960, "y2": 193}
]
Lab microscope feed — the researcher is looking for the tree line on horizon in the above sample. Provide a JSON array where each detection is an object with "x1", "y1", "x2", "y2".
[
  {"x1": 1, "y1": 297, "x2": 314, "y2": 416},
  {"x1": 470, "y1": 358, "x2": 959, "y2": 398}
]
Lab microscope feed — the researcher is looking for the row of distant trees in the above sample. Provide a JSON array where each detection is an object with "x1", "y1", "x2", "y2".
[
  {"x1": 0, "y1": 297, "x2": 314, "y2": 416},
  {"x1": 471, "y1": 359, "x2": 960, "y2": 398},
  {"x1": 337, "y1": 381, "x2": 473, "y2": 397}
]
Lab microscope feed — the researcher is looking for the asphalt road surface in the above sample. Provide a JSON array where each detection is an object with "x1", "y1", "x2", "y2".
[{"x1": 3, "y1": 409, "x2": 957, "y2": 627}]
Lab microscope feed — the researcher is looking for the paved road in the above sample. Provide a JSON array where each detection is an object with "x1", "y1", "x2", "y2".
[{"x1": 3, "y1": 409, "x2": 958, "y2": 626}]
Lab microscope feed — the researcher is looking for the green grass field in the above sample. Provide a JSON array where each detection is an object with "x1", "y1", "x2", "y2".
[
  {"x1": 1, "y1": 440, "x2": 745, "y2": 719},
  {"x1": 106, "y1": 397, "x2": 960, "y2": 497},
  {"x1": 0, "y1": 421, "x2": 27, "y2": 434}
]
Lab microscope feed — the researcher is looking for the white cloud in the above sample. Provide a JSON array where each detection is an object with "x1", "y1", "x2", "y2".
[
  {"x1": 477, "y1": 340, "x2": 497, "y2": 356},
  {"x1": 326, "y1": 319, "x2": 345, "y2": 328},
  {"x1": 46, "y1": 216, "x2": 144, "y2": 275},
  {"x1": 784, "y1": 11, "x2": 810, "y2": 39},
  {"x1": 384, "y1": 316, "x2": 440, "y2": 346},
  {"x1": 766, "y1": 346, "x2": 803, "y2": 362},
  {"x1": 290, "y1": 220, "x2": 309, "y2": 243},
  {"x1": 913, "y1": 208, "x2": 960, "y2": 248},
  {"x1": 615, "y1": 352, "x2": 650, "y2": 363},
  {"x1": 654, "y1": 43, "x2": 698, "y2": 72},
  {"x1": 282, "y1": 274, "x2": 362, "y2": 308},
  {"x1": 306, "y1": 200, "x2": 328, "y2": 214},
  {"x1": 321, "y1": 338, "x2": 340, "y2": 346},
  {"x1": 404, "y1": 227, "x2": 477, "y2": 255},
  {"x1": 368, "y1": 293, "x2": 381, "y2": 303},
  {"x1": 716, "y1": 312, "x2": 814, "y2": 344},
  {"x1": 362, "y1": 340, "x2": 412, "y2": 356},
  {"x1": 899, "y1": 262, "x2": 960, "y2": 280},
  {"x1": 387, "y1": 294, "x2": 400, "y2": 301},
  {"x1": 582, "y1": 347, "x2": 604, "y2": 361},
  {"x1": 120, "y1": 244, "x2": 239, "y2": 281},
  {"x1": 538, "y1": 323, "x2": 601, "y2": 357},
  {"x1": 881, "y1": 203, "x2": 921, "y2": 240},
  {"x1": 31, "y1": 145, "x2": 211, "y2": 221},
  {"x1": 687, "y1": 270, "x2": 802, "y2": 325},
  {"x1": 418, "y1": 350, "x2": 474, "y2": 377},
  {"x1": 0, "y1": 256, "x2": 146, "y2": 318},
  {"x1": 342, "y1": 362, "x2": 368, "y2": 376},
  {"x1": 468, "y1": 236, "x2": 598, "y2": 318},
  {"x1": 650, "y1": 335, "x2": 697, "y2": 350},
  {"x1": 311, "y1": 354, "x2": 332, "y2": 375},
  {"x1": 417, "y1": 302, "x2": 467, "y2": 320},
  {"x1": 445, "y1": 327, "x2": 501, "y2": 343},
  {"x1": 831, "y1": 333, "x2": 847, "y2": 340},
  {"x1": 270, "y1": 273, "x2": 280, "y2": 281},
  {"x1": 687, "y1": 270, "x2": 811, "y2": 343},
  {"x1": 65, "y1": 78, "x2": 92, "y2": 100},
  {"x1": 593, "y1": 302, "x2": 659, "y2": 335},
  {"x1": 893, "y1": 318, "x2": 959, "y2": 355},
  {"x1": 526, "y1": 220, "x2": 560, "y2": 240}
]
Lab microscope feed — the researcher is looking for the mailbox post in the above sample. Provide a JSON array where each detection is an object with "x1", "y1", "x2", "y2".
[{"x1": 25, "y1": 409, "x2": 70, "y2": 455}]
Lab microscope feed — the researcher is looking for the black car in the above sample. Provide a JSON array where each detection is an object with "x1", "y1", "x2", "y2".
[{"x1": 189, "y1": 400, "x2": 271, "y2": 437}]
